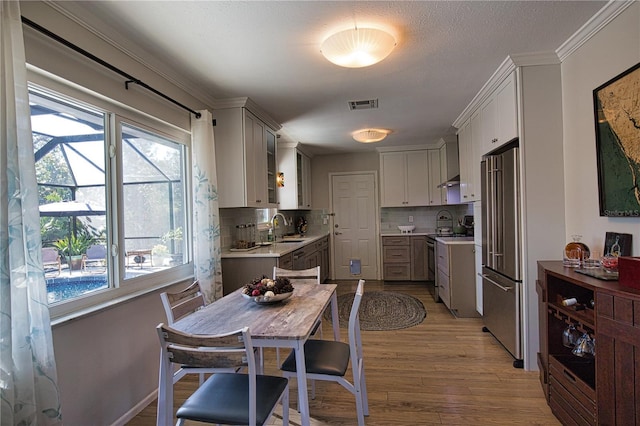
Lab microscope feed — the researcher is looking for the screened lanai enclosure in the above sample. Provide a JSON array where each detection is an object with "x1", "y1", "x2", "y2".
[{"x1": 31, "y1": 87, "x2": 189, "y2": 303}]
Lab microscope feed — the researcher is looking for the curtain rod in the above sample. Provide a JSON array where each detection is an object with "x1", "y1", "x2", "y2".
[{"x1": 21, "y1": 16, "x2": 202, "y2": 119}]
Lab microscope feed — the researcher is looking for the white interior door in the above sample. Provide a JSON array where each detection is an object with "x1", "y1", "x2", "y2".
[{"x1": 330, "y1": 173, "x2": 379, "y2": 280}]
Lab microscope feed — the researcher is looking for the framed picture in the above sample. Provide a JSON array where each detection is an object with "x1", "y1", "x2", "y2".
[
  {"x1": 593, "y1": 61, "x2": 640, "y2": 217},
  {"x1": 604, "y1": 232, "x2": 632, "y2": 257}
]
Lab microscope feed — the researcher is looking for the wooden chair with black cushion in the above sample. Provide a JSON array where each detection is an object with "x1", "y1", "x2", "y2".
[
  {"x1": 273, "y1": 266, "x2": 322, "y2": 336},
  {"x1": 280, "y1": 279, "x2": 369, "y2": 426},
  {"x1": 160, "y1": 281, "x2": 213, "y2": 385},
  {"x1": 273, "y1": 266, "x2": 323, "y2": 365},
  {"x1": 160, "y1": 280, "x2": 206, "y2": 325},
  {"x1": 156, "y1": 324, "x2": 289, "y2": 426},
  {"x1": 160, "y1": 281, "x2": 262, "y2": 385}
]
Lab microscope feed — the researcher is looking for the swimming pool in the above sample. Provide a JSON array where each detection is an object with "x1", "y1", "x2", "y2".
[{"x1": 46, "y1": 275, "x2": 108, "y2": 304}]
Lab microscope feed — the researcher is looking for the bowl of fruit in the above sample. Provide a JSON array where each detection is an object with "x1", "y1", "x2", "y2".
[{"x1": 241, "y1": 276, "x2": 294, "y2": 304}]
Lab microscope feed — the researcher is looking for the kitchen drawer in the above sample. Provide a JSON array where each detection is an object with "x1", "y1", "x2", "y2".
[
  {"x1": 278, "y1": 253, "x2": 293, "y2": 269},
  {"x1": 383, "y1": 246, "x2": 411, "y2": 263},
  {"x1": 314, "y1": 236, "x2": 328, "y2": 251},
  {"x1": 437, "y1": 269, "x2": 451, "y2": 308},
  {"x1": 436, "y1": 242, "x2": 449, "y2": 275},
  {"x1": 382, "y1": 236, "x2": 410, "y2": 246},
  {"x1": 549, "y1": 355, "x2": 595, "y2": 425},
  {"x1": 384, "y1": 263, "x2": 411, "y2": 281}
]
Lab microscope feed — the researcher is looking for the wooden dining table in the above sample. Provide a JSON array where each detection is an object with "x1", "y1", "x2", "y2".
[{"x1": 171, "y1": 283, "x2": 340, "y2": 426}]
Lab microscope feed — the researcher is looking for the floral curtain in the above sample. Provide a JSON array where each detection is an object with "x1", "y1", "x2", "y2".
[
  {"x1": 0, "y1": 2, "x2": 62, "y2": 425},
  {"x1": 191, "y1": 110, "x2": 223, "y2": 302}
]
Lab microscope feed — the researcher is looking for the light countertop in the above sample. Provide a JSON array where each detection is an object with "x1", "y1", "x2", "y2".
[
  {"x1": 221, "y1": 233, "x2": 329, "y2": 258},
  {"x1": 435, "y1": 236, "x2": 474, "y2": 244},
  {"x1": 380, "y1": 231, "x2": 433, "y2": 236}
]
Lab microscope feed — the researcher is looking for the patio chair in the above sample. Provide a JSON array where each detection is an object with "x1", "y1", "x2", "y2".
[
  {"x1": 156, "y1": 324, "x2": 289, "y2": 426},
  {"x1": 42, "y1": 247, "x2": 61, "y2": 276},
  {"x1": 82, "y1": 244, "x2": 107, "y2": 273},
  {"x1": 280, "y1": 279, "x2": 368, "y2": 426}
]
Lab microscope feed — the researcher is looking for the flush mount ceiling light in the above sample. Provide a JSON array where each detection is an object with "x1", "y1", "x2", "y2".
[
  {"x1": 321, "y1": 27, "x2": 396, "y2": 68},
  {"x1": 352, "y1": 128, "x2": 390, "y2": 143}
]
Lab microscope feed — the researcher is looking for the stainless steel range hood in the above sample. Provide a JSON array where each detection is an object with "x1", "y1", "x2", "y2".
[{"x1": 437, "y1": 174, "x2": 460, "y2": 188}]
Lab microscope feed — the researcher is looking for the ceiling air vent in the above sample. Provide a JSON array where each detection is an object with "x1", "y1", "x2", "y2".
[{"x1": 348, "y1": 99, "x2": 378, "y2": 110}]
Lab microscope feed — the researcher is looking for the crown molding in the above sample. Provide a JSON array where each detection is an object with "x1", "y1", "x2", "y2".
[
  {"x1": 556, "y1": 1, "x2": 636, "y2": 62},
  {"x1": 453, "y1": 1, "x2": 636, "y2": 129},
  {"x1": 375, "y1": 144, "x2": 441, "y2": 153}
]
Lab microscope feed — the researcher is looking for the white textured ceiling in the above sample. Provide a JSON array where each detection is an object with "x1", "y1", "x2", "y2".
[{"x1": 52, "y1": 1, "x2": 606, "y2": 155}]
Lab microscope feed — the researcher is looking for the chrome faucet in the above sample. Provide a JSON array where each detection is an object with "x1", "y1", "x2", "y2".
[{"x1": 270, "y1": 212, "x2": 289, "y2": 240}]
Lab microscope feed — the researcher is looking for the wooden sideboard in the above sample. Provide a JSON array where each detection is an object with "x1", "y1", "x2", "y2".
[{"x1": 537, "y1": 261, "x2": 640, "y2": 425}]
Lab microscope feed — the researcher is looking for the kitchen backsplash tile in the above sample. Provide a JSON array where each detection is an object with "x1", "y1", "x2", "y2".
[
  {"x1": 219, "y1": 204, "x2": 472, "y2": 248},
  {"x1": 219, "y1": 207, "x2": 330, "y2": 249},
  {"x1": 380, "y1": 204, "x2": 472, "y2": 233}
]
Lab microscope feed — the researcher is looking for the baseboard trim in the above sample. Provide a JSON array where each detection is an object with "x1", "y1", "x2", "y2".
[{"x1": 110, "y1": 389, "x2": 158, "y2": 426}]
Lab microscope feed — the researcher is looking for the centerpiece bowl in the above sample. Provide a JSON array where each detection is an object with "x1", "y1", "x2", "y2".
[{"x1": 241, "y1": 276, "x2": 294, "y2": 304}]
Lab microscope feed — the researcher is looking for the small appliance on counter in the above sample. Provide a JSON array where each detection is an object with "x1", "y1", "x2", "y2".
[
  {"x1": 435, "y1": 209, "x2": 453, "y2": 236},
  {"x1": 232, "y1": 223, "x2": 257, "y2": 251},
  {"x1": 462, "y1": 215, "x2": 474, "y2": 236},
  {"x1": 398, "y1": 225, "x2": 415, "y2": 234},
  {"x1": 296, "y1": 217, "x2": 308, "y2": 236}
]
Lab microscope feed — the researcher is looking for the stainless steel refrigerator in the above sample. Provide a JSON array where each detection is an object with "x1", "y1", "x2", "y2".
[{"x1": 481, "y1": 143, "x2": 523, "y2": 368}]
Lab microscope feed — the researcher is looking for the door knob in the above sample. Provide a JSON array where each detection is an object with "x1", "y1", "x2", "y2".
[{"x1": 334, "y1": 231, "x2": 343, "y2": 235}]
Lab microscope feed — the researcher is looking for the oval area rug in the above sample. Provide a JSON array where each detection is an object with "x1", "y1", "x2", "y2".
[{"x1": 324, "y1": 291, "x2": 426, "y2": 331}]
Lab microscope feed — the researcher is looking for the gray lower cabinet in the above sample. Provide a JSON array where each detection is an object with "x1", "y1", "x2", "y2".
[
  {"x1": 435, "y1": 241, "x2": 479, "y2": 317},
  {"x1": 382, "y1": 236, "x2": 428, "y2": 281},
  {"x1": 411, "y1": 236, "x2": 428, "y2": 280},
  {"x1": 221, "y1": 235, "x2": 330, "y2": 295},
  {"x1": 221, "y1": 256, "x2": 289, "y2": 295}
]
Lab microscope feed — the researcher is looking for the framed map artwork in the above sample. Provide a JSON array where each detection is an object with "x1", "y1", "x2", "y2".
[{"x1": 593, "y1": 61, "x2": 640, "y2": 217}]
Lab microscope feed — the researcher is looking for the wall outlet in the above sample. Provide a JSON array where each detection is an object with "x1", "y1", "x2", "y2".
[{"x1": 408, "y1": 216, "x2": 414, "y2": 223}]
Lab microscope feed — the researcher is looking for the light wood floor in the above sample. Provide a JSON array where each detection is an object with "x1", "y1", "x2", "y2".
[{"x1": 128, "y1": 280, "x2": 560, "y2": 425}]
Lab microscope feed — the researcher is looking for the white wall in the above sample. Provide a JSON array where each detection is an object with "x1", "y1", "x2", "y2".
[
  {"x1": 51, "y1": 290, "x2": 170, "y2": 425},
  {"x1": 311, "y1": 151, "x2": 380, "y2": 209},
  {"x1": 561, "y1": 3, "x2": 640, "y2": 255}
]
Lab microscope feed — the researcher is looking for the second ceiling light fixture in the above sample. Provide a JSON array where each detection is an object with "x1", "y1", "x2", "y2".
[{"x1": 321, "y1": 26, "x2": 396, "y2": 143}]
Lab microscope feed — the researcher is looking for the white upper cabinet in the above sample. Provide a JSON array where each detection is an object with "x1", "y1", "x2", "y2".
[
  {"x1": 277, "y1": 143, "x2": 312, "y2": 210},
  {"x1": 479, "y1": 72, "x2": 518, "y2": 155},
  {"x1": 380, "y1": 150, "x2": 430, "y2": 207},
  {"x1": 457, "y1": 118, "x2": 473, "y2": 202},
  {"x1": 496, "y1": 73, "x2": 518, "y2": 145},
  {"x1": 265, "y1": 127, "x2": 278, "y2": 205},
  {"x1": 459, "y1": 109, "x2": 482, "y2": 202},
  {"x1": 213, "y1": 106, "x2": 279, "y2": 208},
  {"x1": 470, "y1": 110, "x2": 483, "y2": 201},
  {"x1": 456, "y1": 70, "x2": 517, "y2": 202},
  {"x1": 428, "y1": 149, "x2": 443, "y2": 205}
]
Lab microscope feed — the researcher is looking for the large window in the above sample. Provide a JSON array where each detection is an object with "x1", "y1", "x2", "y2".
[{"x1": 30, "y1": 84, "x2": 191, "y2": 314}]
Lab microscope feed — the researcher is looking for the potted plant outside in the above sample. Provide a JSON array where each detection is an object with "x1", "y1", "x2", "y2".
[
  {"x1": 54, "y1": 234, "x2": 94, "y2": 270},
  {"x1": 162, "y1": 227, "x2": 184, "y2": 266},
  {"x1": 152, "y1": 244, "x2": 170, "y2": 267}
]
